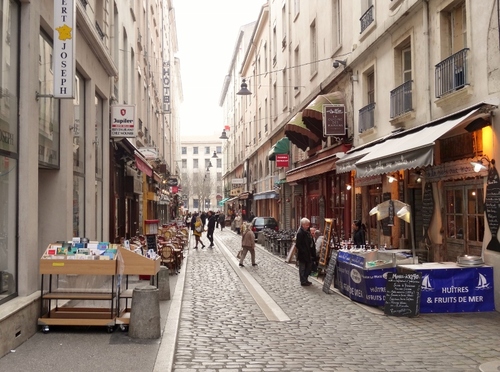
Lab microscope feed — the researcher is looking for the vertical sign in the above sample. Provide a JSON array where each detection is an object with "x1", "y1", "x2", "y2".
[
  {"x1": 323, "y1": 104, "x2": 346, "y2": 136},
  {"x1": 54, "y1": 0, "x2": 75, "y2": 98},
  {"x1": 276, "y1": 154, "x2": 289, "y2": 167},
  {"x1": 163, "y1": 61, "x2": 171, "y2": 113}
]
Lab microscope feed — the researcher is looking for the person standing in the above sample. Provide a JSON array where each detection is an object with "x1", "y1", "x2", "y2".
[
  {"x1": 239, "y1": 222, "x2": 256, "y2": 267},
  {"x1": 206, "y1": 211, "x2": 216, "y2": 247},
  {"x1": 296, "y1": 217, "x2": 315, "y2": 286},
  {"x1": 234, "y1": 213, "x2": 242, "y2": 234},
  {"x1": 218, "y1": 213, "x2": 225, "y2": 231},
  {"x1": 193, "y1": 216, "x2": 206, "y2": 249},
  {"x1": 352, "y1": 220, "x2": 366, "y2": 247}
]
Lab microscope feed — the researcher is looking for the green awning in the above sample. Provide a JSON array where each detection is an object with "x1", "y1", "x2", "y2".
[
  {"x1": 218, "y1": 197, "x2": 230, "y2": 206},
  {"x1": 268, "y1": 137, "x2": 290, "y2": 160}
]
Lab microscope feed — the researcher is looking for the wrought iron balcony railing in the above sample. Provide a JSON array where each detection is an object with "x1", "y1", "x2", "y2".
[
  {"x1": 390, "y1": 80, "x2": 413, "y2": 118},
  {"x1": 360, "y1": 5, "x2": 374, "y2": 33},
  {"x1": 435, "y1": 48, "x2": 469, "y2": 98},
  {"x1": 358, "y1": 102, "x2": 376, "y2": 133}
]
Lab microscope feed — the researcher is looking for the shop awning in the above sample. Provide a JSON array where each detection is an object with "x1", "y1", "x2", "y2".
[
  {"x1": 284, "y1": 112, "x2": 320, "y2": 151},
  {"x1": 253, "y1": 190, "x2": 279, "y2": 200},
  {"x1": 238, "y1": 192, "x2": 252, "y2": 200},
  {"x1": 134, "y1": 151, "x2": 153, "y2": 177},
  {"x1": 268, "y1": 137, "x2": 290, "y2": 160},
  {"x1": 286, "y1": 153, "x2": 339, "y2": 183},
  {"x1": 218, "y1": 197, "x2": 230, "y2": 206},
  {"x1": 302, "y1": 91, "x2": 345, "y2": 140},
  {"x1": 355, "y1": 107, "x2": 488, "y2": 178}
]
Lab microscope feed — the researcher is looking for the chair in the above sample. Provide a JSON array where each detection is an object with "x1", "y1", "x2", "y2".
[{"x1": 159, "y1": 244, "x2": 178, "y2": 274}]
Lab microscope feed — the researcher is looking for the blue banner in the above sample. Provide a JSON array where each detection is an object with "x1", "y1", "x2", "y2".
[{"x1": 417, "y1": 266, "x2": 495, "y2": 313}]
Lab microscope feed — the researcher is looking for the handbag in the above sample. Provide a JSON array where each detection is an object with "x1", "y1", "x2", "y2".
[{"x1": 195, "y1": 225, "x2": 202, "y2": 233}]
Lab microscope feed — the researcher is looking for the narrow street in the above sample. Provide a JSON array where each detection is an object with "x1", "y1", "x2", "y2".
[{"x1": 174, "y1": 228, "x2": 500, "y2": 372}]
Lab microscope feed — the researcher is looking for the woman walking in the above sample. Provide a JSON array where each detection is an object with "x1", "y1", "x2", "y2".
[
  {"x1": 193, "y1": 216, "x2": 206, "y2": 249},
  {"x1": 239, "y1": 222, "x2": 256, "y2": 267}
]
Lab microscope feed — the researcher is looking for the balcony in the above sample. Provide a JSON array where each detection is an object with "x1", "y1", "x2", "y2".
[
  {"x1": 358, "y1": 103, "x2": 375, "y2": 133},
  {"x1": 435, "y1": 48, "x2": 469, "y2": 98},
  {"x1": 360, "y1": 5, "x2": 374, "y2": 34},
  {"x1": 390, "y1": 80, "x2": 413, "y2": 118}
]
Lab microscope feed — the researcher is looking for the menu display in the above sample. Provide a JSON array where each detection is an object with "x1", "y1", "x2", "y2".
[
  {"x1": 384, "y1": 272, "x2": 422, "y2": 317},
  {"x1": 318, "y1": 219, "x2": 333, "y2": 266},
  {"x1": 322, "y1": 250, "x2": 338, "y2": 294}
]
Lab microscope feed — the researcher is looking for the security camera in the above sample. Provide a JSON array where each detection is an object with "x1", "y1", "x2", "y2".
[{"x1": 333, "y1": 61, "x2": 340, "y2": 68}]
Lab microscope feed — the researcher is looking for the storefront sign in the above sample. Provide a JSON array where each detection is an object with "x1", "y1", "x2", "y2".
[
  {"x1": 138, "y1": 148, "x2": 158, "y2": 160},
  {"x1": 166, "y1": 178, "x2": 178, "y2": 186},
  {"x1": 323, "y1": 104, "x2": 346, "y2": 136},
  {"x1": 276, "y1": 154, "x2": 289, "y2": 167},
  {"x1": 230, "y1": 187, "x2": 242, "y2": 196},
  {"x1": 426, "y1": 158, "x2": 487, "y2": 182},
  {"x1": 354, "y1": 175, "x2": 382, "y2": 187},
  {"x1": 417, "y1": 266, "x2": 495, "y2": 313},
  {"x1": 53, "y1": 0, "x2": 75, "y2": 98},
  {"x1": 163, "y1": 61, "x2": 171, "y2": 113},
  {"x1": 231, "y1": 178, "x2": 245, "y2": 185},
  {"x1": 111, "y1": 105, "x2": 136, "y2": 138}
]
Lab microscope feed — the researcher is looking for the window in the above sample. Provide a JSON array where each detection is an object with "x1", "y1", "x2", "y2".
[
  {"x1": 282, "y1": 5, "x2": 287, "y2": 49},
  {"x1": 272, "y1": 24, "x2": 277, "y2": 66},
  {"x1": 73, "y1": 72, "x2": 85, "y2": 237},
  {"x1": 332, "y1": 0, "x2": 341, "y2": 50},
  {"x1": 294, "y1": 0, "x2": 300, "y2": 18},
  {"x1": 359, "y1": 68, "x2": 375, "y2": 132},
  {"x1": 391, "y1": 40, "x2": 413, "y2": 118},
  {"x1": 282, "y1": 68, "x2": 288, "y2": 109},
  {"x1": 310, "y1": 20, "x2": 318, "y2": 76},
  {"x1": 182, "y1": 159, "x2": 187, "y2": 168},
  {"x1": 193, "y1": 159, "x2": 198, "y2": 168},
  {"x1": 205, "y1": 146, "x2": 210, "y2": 154},
  {"x1": 264, "y1": 42, "x2": 268, "y2": 74},
  {"x1": 193, "y1": 146, "x2": 198, "y2": 154},
  {"x1": 205, "y1": 159, "x2": 211, "y2": 168},
  {"x1": 217, "y1": 159, "x2": 222, "y2": 168},
  {"x1": 181, "y1": 147, "x2": 186, "y2": 154},
  {"x1": 360, "y1": 0, "x2": 374, "y2": 33},
  {"x1": 273, "y1": 83, "x2": 278, "y2": 118},
  {"x1": 294, "y1": 46, "x2": 300, "y2": 93},
  {"x1": 367, "y1": 70, "x2": 375, "y2": 104},
  {"x1": 216, "y1": 146, "x2": 221, "y2": 154}
]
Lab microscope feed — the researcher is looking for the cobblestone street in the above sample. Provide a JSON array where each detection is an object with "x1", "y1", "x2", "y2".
[{"x1": 173, "y1": 229, "x2": 500, "y2": 372}]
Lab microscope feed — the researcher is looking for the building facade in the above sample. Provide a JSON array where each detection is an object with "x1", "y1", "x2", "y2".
[
  {"x1": 180, "y1": 136, "x2": 223, "y2": 213},
  {"x1": 220, "y1": 0, "x2": 500, "y2": 309},
  {"x1": 0, "y1": 0, "x2": 181, "y2": 356}
]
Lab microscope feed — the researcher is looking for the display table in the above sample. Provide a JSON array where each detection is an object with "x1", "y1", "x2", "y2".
[
  {"x1": 335, "y1": 250, "x2": 413, "y2": 306},
  {"x1": 398, "y1": 263, "x2": 495, "y2": 313}
]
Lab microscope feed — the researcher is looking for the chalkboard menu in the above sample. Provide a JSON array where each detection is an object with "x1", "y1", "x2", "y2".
[
  {"x1": 422, "y1": 181, "x2": 434, "y2": 242},
  {"x1": 382, "y1": 192, "x2": 392, "y2": 236},
  {"x1": 384, "y1": 272, "x2": 422, "y2": 317},
  {"x1": 355, "y1": 194, "x2": 362, "y2": 222},
  {"x1": 146, "y1": 234, "x2": 157, "y2": 253},
  {"x1": 318, "y1": 218, "x2": 333, "y2": 266},
  {"x1": 322, "y1": 250, "x2": 338, "y2": 294}
]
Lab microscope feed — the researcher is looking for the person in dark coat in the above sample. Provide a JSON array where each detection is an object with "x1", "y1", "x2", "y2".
[
  {"x1": 200, "y1": 212, "x2": 207, "y2": 227},
  {"x1": 206, "y1": 211, "x2": 217, "y2": 247},
  {"x1": 190, "y1": 212, "x2": 198, "y2": 231},
  {"x1": 218, "y1": 213, "x2": 225, "y2": 231},
  {"x1": 352, "y1": 220, "x2": 366, "y2": 247},
  {"x1": 295, "y1": 217, "x2": 316, "y2": 286}
]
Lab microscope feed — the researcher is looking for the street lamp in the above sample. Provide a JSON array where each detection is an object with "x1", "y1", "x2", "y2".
[{"x1": 212, "y1": 150, "x2": 218, "y2": 159}]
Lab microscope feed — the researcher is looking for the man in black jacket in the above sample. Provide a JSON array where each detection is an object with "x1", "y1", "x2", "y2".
[
  {"x1": 206, "y1": 211, "x2": 217, "y2": 247},
  {"x1": 295, "y1": 217, "x2": 316, "y2": 286}
]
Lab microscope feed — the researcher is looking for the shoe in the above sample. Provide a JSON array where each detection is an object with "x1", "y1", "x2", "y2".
[
  {"x1": 193, "y1": 246, "x2": 198, "y2": 249},
  {"x1": 306, "y1": 281, "x2": 313, "y2": 285},
  {"x1": 239, "y1": 263, "x2": 244, "y2": 267},
  {"x1": 301, "y1": 282, "x2": 312, "y2": 286},
  {"x1": 201, "y1": 245, "x2": 205, "y2": 249},
  {"x1": 252, "y1": 263, "x2": 258, "y2": 266},
  {"x1": 209, "y1": 245, "x2": 214, "y2": 248}
]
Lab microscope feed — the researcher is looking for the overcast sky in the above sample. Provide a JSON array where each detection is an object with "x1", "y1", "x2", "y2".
[{"x1": 174, "y1": 0, "x2": 265, "y2": 137}]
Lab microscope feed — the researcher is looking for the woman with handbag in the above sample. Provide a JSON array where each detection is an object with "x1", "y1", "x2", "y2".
[
  {"x1": 193, "y1": 216, "x2": 206, "y2": 249},
  {"x1": 239, "y1": 222, "x2": 256, "y2": 267}
]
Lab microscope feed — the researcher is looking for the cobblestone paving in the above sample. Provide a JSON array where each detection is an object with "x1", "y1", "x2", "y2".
[{"x1": 173, "y1": 230, "x2": 500, "y2": 371}]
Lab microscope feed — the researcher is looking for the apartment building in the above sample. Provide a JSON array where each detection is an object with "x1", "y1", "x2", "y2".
[
  {"x1": 0, "y1": 0, "x2": 181, "y2": 355},
  {"x1": 221, "y1": 0, "x2": 500, "y2": 309},
  {"x1": 180, "y1": 137, "x2": 223, "y2": 213}
]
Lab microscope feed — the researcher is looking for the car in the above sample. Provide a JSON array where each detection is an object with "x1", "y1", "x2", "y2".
[{"x1": 250, "y1": 217, "x2": 279, "y2": 239}]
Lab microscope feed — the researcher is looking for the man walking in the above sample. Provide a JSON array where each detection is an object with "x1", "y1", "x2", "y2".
[
  {"x1": 206, "y1": 210, "x2": 217, "y2": 248},
  {"x1": 295, "y1": 217, "x2": 315, "y2": 286}
]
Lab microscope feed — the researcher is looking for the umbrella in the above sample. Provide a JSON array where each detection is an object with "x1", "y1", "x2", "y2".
[
  {"x1": 302, "y1": 91, "x2": 345, "y2": 140},
  {"x1": 284, "y1": 112, "x2": 320, "y2": 152}
]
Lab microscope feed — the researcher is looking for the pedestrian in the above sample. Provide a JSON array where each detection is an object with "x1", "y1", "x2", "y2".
[
  {"x1": 352, "y1": 220, "x2": 366, "y2": 247},
  {"x1": 239, "y1": 222, "x2": 256, "y2": 267},
  {"x1": 248, "y1": 210, "x2": 255, "y2": 223},
  {"x1": 190, "y1": 212, "x2": 198, "y2": 232},
  {"x1": 200, "y1": 211, "x2": 207, "y2": 227},
  {"x1": 296, "y1": 217, "x2": 316, "y2": 286},
  {"x1": 215, "y1": 211, "x2": 220, "y2": 229},
  {"x1": 206, "y1": 210, "x2": 216, "y2": 247},
  {"x1": 218, "y1": 212, "x2": 225, "y2": 231},
  {"x1": 234, "y1": 213, "x2": 242, "y2": 234},
  {"x1": 193, "y1": 216, "x2": 206, "y2": 249},
  {"x1": 314, "y1": 230, "x2": 324, "y2": 257}
]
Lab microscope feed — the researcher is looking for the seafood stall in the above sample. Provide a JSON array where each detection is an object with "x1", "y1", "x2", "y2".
[
  {"x1": 398, "y1": 257, "x2": 495, "y2": 313},
  {"x1": 335, "y1": 249, "x2": 414, "y2": 306}
]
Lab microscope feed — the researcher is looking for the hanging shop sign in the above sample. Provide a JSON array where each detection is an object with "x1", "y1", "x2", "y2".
[
  {"x1": 276, "y1": 154, "x2": 289, "y2": 167},
  {"x1": 138, "y1": 147, "x2": 158, "y2": 160},
  {"x1": 230, "y1": 187, "x2": 243, "y2": 196},
  {"x1": 323, "y1": 104, "x2": 346, "y2": 136},
  {"x1": 231, "y1": 178, "x2": 245, "y2": 185},
  {"x1": 163, "y1": 61, "x2": 171, "y2": 113},
  {"x1": 111, "y1": 105, "x2": 136, "y2": 138},
  {"x1": 166, "y1": 177, "x2": 178, "y2": 186},
  {"x1": 53, "y1": 0, "x2": 75, "y2": 98}
]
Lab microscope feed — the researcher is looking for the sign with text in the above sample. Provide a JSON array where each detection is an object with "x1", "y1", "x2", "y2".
[
  {"x1": 323, "y1": 104, "x2": 346, "y2": 136},
  {"x1": 162, "y1": 61, "x2": 171, "y2": 113},
  {"x1": 384, "y1": 272, "x2": 422, "y2": 317},
  {"x1": 111, "y1": 105, "x2": 136, "y2": 138},
  {"x1": 53, "y1": 0, "x2": 75, "y2": 98},
  {"x1": 276, "y1": 154, "x2": 289, "y2": 167}
]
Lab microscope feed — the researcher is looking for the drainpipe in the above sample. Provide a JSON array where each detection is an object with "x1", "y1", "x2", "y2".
[{"x1": 423, "y1": 0, "x2": 431, "y2": 122}]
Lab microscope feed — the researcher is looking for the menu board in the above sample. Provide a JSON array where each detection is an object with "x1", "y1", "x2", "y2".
[
  {"x1": 146, "y1": 234, "x2": 157, "y2": 252},
  {"x1": 318, "y1": 218, "x2": 333, "y2": 266},
  {"x1": 323, "y1": 104, "x2": 346, "y2": 136},
  {"x1": 322, "y1": 250, "x2": 338, "y2": 294},
  {"x1": 384, "y1": 272, "x2": 422, "y2": 317}
]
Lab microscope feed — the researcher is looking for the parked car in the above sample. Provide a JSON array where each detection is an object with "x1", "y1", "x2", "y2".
[{"x1": 250, "y1": 217, "x2": 279, "y2": 239}]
